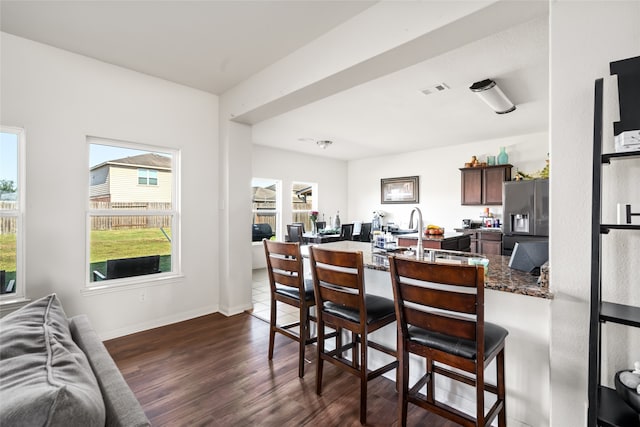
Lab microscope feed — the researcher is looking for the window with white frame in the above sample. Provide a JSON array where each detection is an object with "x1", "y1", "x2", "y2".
[
  {"x1": 0, "y1": 127, "x2": 24, "y2": 299},
  {"x1": 252, "y1": 178, "x2": 280, "y2": 242},
  {"x1": 291, "y1": 182, "x2": 316, "y2": 232},
  {"x1": 87, "y1": 137, "x2": 179, "y2": 285},
  {"x1": 138, "y1": 169, "x2": 158, "y2": 186}
]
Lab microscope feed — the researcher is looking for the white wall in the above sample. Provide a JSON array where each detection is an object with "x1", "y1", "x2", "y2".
[
  {"x1": 0, "y1": 33, "x2": 220, "y2": 339},
  {"x1": 549, "y1": 2, "x2": 640, "y2": 426},
  {"x1": 216, "y1": 116, "x2": 253, "y2": 316},
  {"x1": 348, "y1": 131, "x2": 548, "y2": 231},
  {"x1": 251, "y1": 145, "x2": 349, "y2": 268}
]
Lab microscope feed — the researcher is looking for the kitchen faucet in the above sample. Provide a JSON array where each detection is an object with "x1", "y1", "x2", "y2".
[{"x1": 409, "y1": 207, "x2": 424, "y2": 260}]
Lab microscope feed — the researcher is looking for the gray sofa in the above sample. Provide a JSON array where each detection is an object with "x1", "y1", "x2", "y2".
[{"x1": 0, "y1": 294, "x2": 150, "y2": 427}]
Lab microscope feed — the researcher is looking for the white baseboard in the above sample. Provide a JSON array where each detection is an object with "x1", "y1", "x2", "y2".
[
  {"x1": 100, "y1": 304, "x2": 219, "y2": 340},
  {"x1": 219, "y1": 302, "x2": 253, "y2": 317}
]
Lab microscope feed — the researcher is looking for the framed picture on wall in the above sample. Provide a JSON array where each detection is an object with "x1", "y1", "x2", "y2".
[{"x1": 381, "y1": 176, "x2": 419, "y2": 204}]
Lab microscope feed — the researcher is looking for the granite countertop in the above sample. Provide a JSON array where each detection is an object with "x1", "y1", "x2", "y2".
[{"x1": 302, "y1": 241, "x2": 552, "y2": 299}]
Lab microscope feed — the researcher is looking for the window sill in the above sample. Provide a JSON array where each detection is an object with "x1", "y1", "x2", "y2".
[
  {"x1": 0, "y1": 297, "x2": 32, "y2": 317},
  {"x1": 82, "y1": 273, "x2": 185, "y2": 296}
]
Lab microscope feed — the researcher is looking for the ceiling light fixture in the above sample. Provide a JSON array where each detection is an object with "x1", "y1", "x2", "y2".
[
  {"x1": 316, "y1": 140, "x2": 333, "y2": 149},
  {"x1": 469, "y1": 79, "x2": 516, "y2": 114}
]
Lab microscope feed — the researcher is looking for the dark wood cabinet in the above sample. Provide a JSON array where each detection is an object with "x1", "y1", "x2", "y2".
[
  {"x1": 397, "y1": 234, "x2": 470, "y2": 252},
  {"x1": 460, "y1": 165, "x2": 512, "y2": 206},
  {"x1": 478, "y1": 234, "x2": 502, "y2": 255},
  {"x1": 460, "y1": 168, "x2": 482, "y2": 205},
  {"x1": 456, "y1": 229, "x2": 503, "y2": 255},
  {"x1": 483, "y1": 166, "x2": 511, "y2": 204}
]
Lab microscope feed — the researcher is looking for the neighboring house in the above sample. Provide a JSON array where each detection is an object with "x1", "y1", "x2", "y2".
[{"x1": 90, "y1": 153, "x2": 171, "y2": 203}]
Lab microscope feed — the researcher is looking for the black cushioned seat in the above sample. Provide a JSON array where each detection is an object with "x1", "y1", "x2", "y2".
[
  {"x1": 275, "y1": 279, "x2": 314, "y2": 301},
  {"x1": 408, "y1": 322, "x2": 508, "y2": 360},
  {"x1": 324, "y1": 295, "x2": 395, "y2": 325}
]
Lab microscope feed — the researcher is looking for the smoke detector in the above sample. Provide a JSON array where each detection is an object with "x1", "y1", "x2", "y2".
[{"x1": 420, "y1": 83, "x2": 450, "y2": 96}]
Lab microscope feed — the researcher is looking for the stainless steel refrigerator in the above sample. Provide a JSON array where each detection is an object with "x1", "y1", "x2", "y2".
[{"x1": 502, "y1": 179, "x2": 549, "y2": 256}]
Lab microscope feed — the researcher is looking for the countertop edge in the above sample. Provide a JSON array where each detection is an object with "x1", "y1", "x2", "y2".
[{"x1": 303, "y1": 241, "x2": 553, "y2": 300}]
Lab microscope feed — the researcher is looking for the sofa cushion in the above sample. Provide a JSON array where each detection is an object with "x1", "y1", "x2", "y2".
[
  {"x1": 0, "y1": 294, "x2": 106, "y2": 427},
  {"x1": 70, "y1": 315, "x2": 150, "y2": 427}
]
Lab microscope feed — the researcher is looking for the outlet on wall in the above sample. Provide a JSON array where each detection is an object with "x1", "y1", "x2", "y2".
[{"x1": 139, "y1": 291, "x2": 146, "y2": 302}]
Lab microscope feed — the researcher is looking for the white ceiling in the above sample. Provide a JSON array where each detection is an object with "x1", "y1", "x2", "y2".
[
  {"x1": 0, "y1": 0, "x2": 375, "y2": 94},
  {"x1": 0, "y1": 1, "x2": 549, "y2": 161},
  {"x1": 253, "y1": 16, "x2": 549, "y2": 160}
]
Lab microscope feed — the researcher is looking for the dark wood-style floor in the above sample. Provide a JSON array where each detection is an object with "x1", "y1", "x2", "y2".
[{"x1": 105, "y1": 312, "x2": 458, "y2": 427}]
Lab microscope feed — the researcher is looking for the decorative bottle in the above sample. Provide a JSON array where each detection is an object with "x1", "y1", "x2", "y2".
[
  {"x1": 497, "y1": 147, "x2": 509, "y2": 165},
  {"x1": 334, "y1": 211, "x2": 341, "y2": 230}
]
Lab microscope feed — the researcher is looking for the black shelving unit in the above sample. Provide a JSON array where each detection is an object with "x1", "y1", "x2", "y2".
[{"x1": 587, "y1": 57, "x2": 640, "y2": 427}]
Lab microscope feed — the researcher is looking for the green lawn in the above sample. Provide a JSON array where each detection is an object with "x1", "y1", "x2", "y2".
[
  {"x1": 90, "y1": 228, "x2": 172, "y2": 281},
  {"x1": 0, "y1": 233, "x2": 16, "y2": 273},
  {"x1": 1, "y1": 228, "x2": 172, "y2": 280},
  {"x1": 90, "y1": 228, "x2": 171, "y2": 262}
]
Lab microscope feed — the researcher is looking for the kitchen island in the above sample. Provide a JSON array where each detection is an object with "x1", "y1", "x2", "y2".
[{"x1": 301, "y1": 241, "x2": 551, "y2": 427}]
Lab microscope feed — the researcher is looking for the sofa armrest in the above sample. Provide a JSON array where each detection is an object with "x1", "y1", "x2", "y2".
[{"x1": 69, "y1": 315, "x2": 150, "y2": 427}]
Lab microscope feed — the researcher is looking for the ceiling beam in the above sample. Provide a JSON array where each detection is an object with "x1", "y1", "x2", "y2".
[{"x1": 225, "y1": 0, "x2": 548, "y2": 126}]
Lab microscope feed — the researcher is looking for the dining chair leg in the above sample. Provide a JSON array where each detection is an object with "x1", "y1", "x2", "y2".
[
  {"x1": 359, "y1": 333, "x2": 368, "y2": 425},
  {"x1": 398, "y1": 348, "x2": 409, "y2": 427},
  {"x1": 395, "y1": 350, "x2": 400, "y2": 393},
  {"x1": 498, "y1": 348, "x2": 507, "y2": 427},
  {"x1": 316, "y1": 319, "x2": 325, "y2": 395},
  {"x1": 476, "y1": 359, "x2": 485, "y2": 426},
  {"x1": 268, "y1": 298, "x2": 277, "y2": 361},
  {"x1": 426, "y1": 357, "x2": 434, "y2": 403},
  {"x1": 360, "y1": 374, "x2": 367, "y2": 425},
  {"x1": 352, "y1": 331, "x2": 358, "y2": 369},
  {"x1": 298, "y1": 305, "x2": 308, "y2": 378}
]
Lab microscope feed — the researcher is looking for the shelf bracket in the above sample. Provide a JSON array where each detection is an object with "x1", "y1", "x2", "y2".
[{"x1": 625, "y1": 204, "x2": 639, "y2": 224}]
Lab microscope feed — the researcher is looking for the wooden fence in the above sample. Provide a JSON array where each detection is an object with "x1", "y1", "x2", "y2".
[
  {"x1": 1, "y1": 201, "x2": 173, "y2": 233},
  {"x1": 0, "y1": 202, "x2": 17, "y2": 234},
  {"x1": 0, "y1": 217, "x2": 15, "y2": 235},
  {"x1": 90, "y1": 202, "x2": 172, "y2": 231},
  {"x1": 3, "y1": 200, "x2": 312, "y2": 233}
]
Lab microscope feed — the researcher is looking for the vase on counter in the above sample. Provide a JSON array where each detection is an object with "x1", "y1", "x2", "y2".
[
  {"x1": 334, "y1": 211, "x2": 341, "y2": 230},
  {"x1": 497, "y1": 147, "x2": 509, "y2": 165},
  {"x1": 312, "y1": 220, "x2": 317, "y2": 235}
]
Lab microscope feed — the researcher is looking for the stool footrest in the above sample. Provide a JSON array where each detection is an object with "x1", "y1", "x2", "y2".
[{"x1": 367, "y1": 360, "x2": 398, "y2": 380}]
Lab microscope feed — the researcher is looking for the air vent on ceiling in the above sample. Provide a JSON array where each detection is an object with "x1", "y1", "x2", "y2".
[{"x1": 421, "y1": 83, "x2": 450, "y2": 95}]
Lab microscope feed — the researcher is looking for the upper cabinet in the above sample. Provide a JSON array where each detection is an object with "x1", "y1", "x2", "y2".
[{"x1": 460, "y1": 165, "x2": 512, "y2": 205}]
